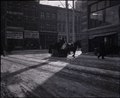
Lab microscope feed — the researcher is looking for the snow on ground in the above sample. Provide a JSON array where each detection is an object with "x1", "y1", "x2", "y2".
[{"x1": 1, "y1": 51, "x2": 120, "y2": 97}]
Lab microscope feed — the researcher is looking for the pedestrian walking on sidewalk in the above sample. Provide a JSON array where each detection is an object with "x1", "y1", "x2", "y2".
[{"x1": 97, "y1": 43, "x2": 105, "y2": 59}]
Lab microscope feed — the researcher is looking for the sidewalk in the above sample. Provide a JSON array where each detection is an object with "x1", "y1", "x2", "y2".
[
  {"x1": 1, "y1": 51, "x2": 120, "y2": 98},
  {"x1": 82, "y1": 52, "x2": 120, "y2": 59},
  {"x1": 9, "y1": 50, "x2": 120, "y2": 57}
]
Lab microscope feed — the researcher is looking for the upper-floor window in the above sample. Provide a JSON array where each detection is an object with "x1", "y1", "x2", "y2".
[
  {"x1": 40, "y1": 12, "x2": 45, "y2": 19},
  {"x1": 46, "y1": 12, "x2": 50, "y2": 19},
  {"x1": 98, "y1": 1, "x2": 105, "y2": 10},
  {"x1": 119, "y1": 6, "x2": 120, "y2": 22},
  {"x1": 105, "y1": 6, "x2": 120, "y2": 25},
  {"x1": 88, "y1": 1, "x2": 120, "y2": 29},
  {"x1": 106, "y1": 0, "x2": 110, "y2": 7},
  {"x1": 90, "y1": 3, "x2": 97, "y2": 12},
  {"x1": 110, "y1": 1, "x2": 120, "y2": 6},
  {"x1": 52, "y1": 13, "x2": 56, "y2": 19}
]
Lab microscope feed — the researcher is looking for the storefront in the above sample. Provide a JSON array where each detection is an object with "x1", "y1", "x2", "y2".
[
  {"x1": 6, "y1": 31, "x2": 24, "y2": 51},
  {"x1": 24, "y1": 30, "x2": 40, "y2": 49},
  {"x1": 89, "y1": 32, "x2": 118, "y2": 54},
  {"x1": 40, "y1": 31, "x2": 58, "y2": 49}
]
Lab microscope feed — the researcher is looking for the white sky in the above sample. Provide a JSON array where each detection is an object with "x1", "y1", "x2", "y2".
[{"x1": 40, "y1": 0, "x2": 73, "y2": 8}]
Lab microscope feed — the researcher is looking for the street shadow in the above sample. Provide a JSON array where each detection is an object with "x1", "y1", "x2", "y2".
[
  {"x1": 1, "y1": 61, "x2": 49, "y2": 98},
  {"x1": 23, "y1": 62, "x2": 120, "y2": 98},
  {"x1": 1, "y1": 82, "x2": 17, "y2": 98},
  {"x1": 1, "y1": 72, "x2": 22, "y2": 98},
  {"x1": 1, "y1": 72, "x2": 22, "y2": 85},
  {"x1": 1, "y1": 57, "x2": 119, "y2": 97},
  {"x1": 43, "y1": 53, "x2": 120, "y2": 72},
  {"x1": 1, "y1": 62, "x2": 48, "y2": 81}
]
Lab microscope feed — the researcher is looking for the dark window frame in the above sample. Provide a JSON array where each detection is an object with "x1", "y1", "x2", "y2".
[{"x1": 88, "y1": 1, "x2": 120, "y2": 29}]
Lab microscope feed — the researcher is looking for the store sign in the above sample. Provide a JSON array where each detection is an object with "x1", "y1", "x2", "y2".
[
  {"x1": 6, "y1": 31, "x2": 23, "y2": 39},
  {"x1": 24, "y1": 30, "x2": 39, "y2": 39}
]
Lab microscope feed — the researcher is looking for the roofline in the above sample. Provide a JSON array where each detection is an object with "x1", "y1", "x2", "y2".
[{"x1": 39, "y1": 4, "x2": 81, "y2": 13}]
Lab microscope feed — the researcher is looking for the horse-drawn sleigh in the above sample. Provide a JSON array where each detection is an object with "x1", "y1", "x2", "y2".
[{"x1": 48, "y1": 39, "x2": 81, "y2": 58}]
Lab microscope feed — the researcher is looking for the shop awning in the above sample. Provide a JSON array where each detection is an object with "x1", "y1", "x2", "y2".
[{"x1": 89, "y1": 32, "x2": 117, "y2": 39}]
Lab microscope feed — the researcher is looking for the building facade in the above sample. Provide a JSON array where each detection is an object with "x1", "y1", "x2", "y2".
[
  {"x1": 1, "y1": 1, "x2": 82, "y2": 51},
  {"x1": 57, "y1": 7, "x2": 81, "y2": 43},
  {"x1": 1, "y1": 1, "x2": 7, "y2": 53},
  {"x1": 23, "y1": 1, "x2": 39, "y2": 49},
  {"x1": 38, "y1": 4, "x2": 57, "y2": 49},
  {"x1": 1, "y1": 1, "x2": 58, "y2": 51},
  {"x1": 75, "y1": 0, "x2": 88, "y2": 52},
  {"x1": 4, "y1": 1, "x2": 24, "y2": 51},
  {"x1": 76, "y1": 0, "x2": 120, "y2": 54}
]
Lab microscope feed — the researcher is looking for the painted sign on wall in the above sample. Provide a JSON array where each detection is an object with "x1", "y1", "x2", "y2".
[
  {"x1": 6, "y1": 31, "x2": 23, "y2": 39},
  {"x1": 24, "y1": 30, "x2": 39, "y2": 39}
]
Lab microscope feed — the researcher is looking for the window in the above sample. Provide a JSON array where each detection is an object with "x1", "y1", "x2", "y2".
[
  {"x1": 63, "y1": 23, "x2": 65, "y2": 32},
  {"x1": 89, "y1": 12, "x2": 98, "y2": 28},
  {"x1": 58, "y1": 23, "x2": 61, "y2": 32},
  {"x1": 41, "y1": 12, "x2": 44, "y2": 19},
  {"x1": 90, "y1": 3, "x2": 97, "y2": 12},
  {"x1": 46, "y1": 12, "x2": 50, "y2": 19},
  {"x1": 98, "y1": 1, "x2": 105, "y2": 10},
  {"x1": 89, "y1": 10, "x2": 105, "y2": 28},
  {"x1": 110, "y1": 1, "x2": 120, "y2": 6},
  {"x1": 88, "y1": 1, "x2": 120, "y2": 29},
  {"x1": 105, "y1": 6, "x2": 119, "y2": 25},
  {"x1": 52, "y1": 13, "x2": 56, "y2": 19},
  {"x1": 97, "y1": 10, "x2": 104, "y2": 26},
  {"x1": 106, "y1": 0, "x2": 110, "y2": 7},
  {"x1": 119, "y1": 6, "x2": 120, "y2": 22}
]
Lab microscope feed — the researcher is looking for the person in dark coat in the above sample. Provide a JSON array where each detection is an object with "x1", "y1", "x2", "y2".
[{"x1": 98, "y1": 43, "x2": 105, "y2": 59}]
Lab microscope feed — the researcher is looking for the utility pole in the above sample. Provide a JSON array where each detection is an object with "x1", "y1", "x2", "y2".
[
  {"x1": 72, "y1": 0, "x2": 75, "y2": 42},
  {"x1": 4, "y1": 1, "x2": 7, "y2": 55},
  {"x1": 66, "y1": 0, "x2": 69, "y2": 42}
]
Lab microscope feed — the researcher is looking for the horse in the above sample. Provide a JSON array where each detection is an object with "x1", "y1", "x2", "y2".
[
  {"x1": 48, "y1": 39, "x2": 66, "y2": 57},
  {"x1": 48, "y1": 40, "x2": 81, "y2": 58},
  {"x1": 66, "y1": 41, "x2": 81, "y2": 58}
]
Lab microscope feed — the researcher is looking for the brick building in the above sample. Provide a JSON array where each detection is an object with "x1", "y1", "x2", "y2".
[
  {"x1": 1, "y1": 1, "x2": 57, "y2": 51},
  {"x1": 75, "y1": 0, "x2": 120, "y2": 54},
  {"x1": 38, "y1": 4, "x2": 57, "y2": 49},
  {"x1": 4, "y1": 1, "x2": 24, "y2": 51},
  {"x1": 1, "y1": 1, "x2": 82, "y2": 51}
]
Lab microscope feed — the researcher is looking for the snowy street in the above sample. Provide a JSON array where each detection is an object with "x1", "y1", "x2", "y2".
[{"x1": 1, "y1": 51, "x2": 120, "y2": 98}]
